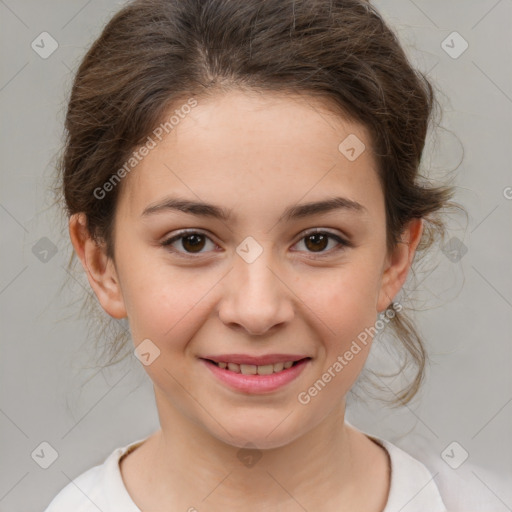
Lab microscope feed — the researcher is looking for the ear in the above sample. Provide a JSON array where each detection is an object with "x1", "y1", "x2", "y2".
[
  {"x1": 68, "y1": 213, "x2": 127, "y2": 319},
  {"x1": 377, "y1": 218, "x2": 423, "y2": 312}
]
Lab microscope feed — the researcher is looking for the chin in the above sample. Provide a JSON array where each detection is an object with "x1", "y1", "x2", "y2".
[{"x1": 207, "y1": 417, "x2": 304, "y2": 451}]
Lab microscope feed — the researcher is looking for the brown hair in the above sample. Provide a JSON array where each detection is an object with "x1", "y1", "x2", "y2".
[{"x1": 53, "y1": 0, "x2": 458, "y2": 405}]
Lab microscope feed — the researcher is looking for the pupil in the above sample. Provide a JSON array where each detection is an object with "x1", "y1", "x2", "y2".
[
  {"x1": 305, "y1": 233, "x2": 328, "y2": 252},
  {"x1": 183, "y1": 234, "x2": 205, "y2": 252},
  {"x1": 180, "y1": 234, "x2": 329, "y2": 253}
]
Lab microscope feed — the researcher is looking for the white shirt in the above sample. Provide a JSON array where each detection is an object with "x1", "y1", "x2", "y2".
[{"x1": 43, "y1": 431, "x2": 448, "y2": 511}]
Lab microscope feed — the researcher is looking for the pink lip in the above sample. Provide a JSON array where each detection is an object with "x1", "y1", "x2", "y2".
[
  {"x1": 201, "y1": 353, "x2": 309, "y2": 366},
  {"x1": 201, "y1": 358, "x2": 311, "y2": 394}
]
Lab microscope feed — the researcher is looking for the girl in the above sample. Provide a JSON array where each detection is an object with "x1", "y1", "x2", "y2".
[{"x1": 46, "y1": 0, "x2": 455, "y2": 510}]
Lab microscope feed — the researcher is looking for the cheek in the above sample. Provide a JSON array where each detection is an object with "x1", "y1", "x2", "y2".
[
  {"x1": 293, "y1": 261, "x2": 382, "y2": 380},
  {"x1": 125, "y1": 277, "x2": 206, "y2": 343},
  {"x1": 298, "y1": 259, "x2": 382, "y2": 331},
  {"x1": 120, "y1": 264, "x2": 215, "y2": 398},
  {"x1": 116, "y1": 245, "x2": 212, "y2": 343}
]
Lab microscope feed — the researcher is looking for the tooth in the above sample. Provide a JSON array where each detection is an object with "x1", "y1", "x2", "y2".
[
  {"x1": 273, "y1": 362, "x2": 284, "y2": 372},
  {"x1": 257, "y1": 364, "x2": 274, "y2": 375},
  {"x1": 240, "y1": 364, "x2": 257, "y2": 375},
  {"x1": 220, "y1": 361, "x2": 296, "y2": 374},
  {"x1": 227, "y1": 362, "x2": 240, "y2": 373}
]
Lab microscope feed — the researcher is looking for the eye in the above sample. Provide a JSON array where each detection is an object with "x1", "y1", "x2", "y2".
[
  {"x1": 161, "y1": 228, "x2": 350, "y2": 259},
  {"x1": 161, "y1": 230, "x2": 218, "y2": 257},
  {"x1": 291, "y1": 229, "x2": 350, "y2": 257}
]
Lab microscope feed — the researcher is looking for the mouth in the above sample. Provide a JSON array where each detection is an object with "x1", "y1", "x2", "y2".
[
  {"x1": 200, "y1": 357, "x2": 312, "y2": 394},
  {"x1": 202, "y1": 358, "x2": 309, "y2": 375}
]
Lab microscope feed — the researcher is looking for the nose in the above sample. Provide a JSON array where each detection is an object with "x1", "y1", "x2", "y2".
[{"x1": 217, "y1": 248, "x2": 295, "y2": 336}]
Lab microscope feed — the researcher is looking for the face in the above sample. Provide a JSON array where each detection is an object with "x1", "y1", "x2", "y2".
[{"x1": 75, "y1": 89, "x2": 418, "y2": 449}]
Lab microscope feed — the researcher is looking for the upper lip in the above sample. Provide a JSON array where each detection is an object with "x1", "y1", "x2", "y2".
[{"x1": 201, "y1": 354, "x2": 311, "y2": 366}]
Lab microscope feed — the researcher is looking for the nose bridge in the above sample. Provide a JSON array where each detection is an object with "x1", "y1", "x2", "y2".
[
  {"x1": 237, "y1": 248, "x2": 278, "y2": 299},
  {"x1": 218, "y1": 238, "x2": 294, "y2": 334}
]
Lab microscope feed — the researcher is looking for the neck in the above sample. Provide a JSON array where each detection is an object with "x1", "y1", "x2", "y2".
[{"x1": 141, "y1": 390, "x2": 366, "y2": 510}]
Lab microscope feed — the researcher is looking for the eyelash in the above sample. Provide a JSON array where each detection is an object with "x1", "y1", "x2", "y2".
[{"x1": 160, "y1": 229, "x2": 351, "y2": 259}]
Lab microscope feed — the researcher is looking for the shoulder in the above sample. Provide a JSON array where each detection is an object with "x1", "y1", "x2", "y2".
[
  {"x1": 43, "y1": 461, "x2": 106, "y2": 512},
  {"x1": 43, "y1": 438, "x2": 148, "y2": 512},
  {"x1": 353, "y1": 423, "x2": 502, "y2": 512},
  {"x1": 383, "y1": 433, "x2": 506, "y2": 512},
  {"x1": 354, "y1": 430, "x2": 447, "y2": 512},
  {"x1": 377, "y1": 437, "x2": 447, "y2": 512}
]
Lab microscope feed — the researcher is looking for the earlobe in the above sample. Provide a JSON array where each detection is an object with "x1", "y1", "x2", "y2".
[
  {"x1": 68, "y1": 213, "x2": 128, "y2": 319},
  {"x1": 377, "y1": 218, "x2": 423, "y2": 312}
]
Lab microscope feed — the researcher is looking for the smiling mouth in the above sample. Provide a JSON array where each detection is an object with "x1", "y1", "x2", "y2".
[{"x1": 202, "y1": 358, "x2": 310, "y2": 375}]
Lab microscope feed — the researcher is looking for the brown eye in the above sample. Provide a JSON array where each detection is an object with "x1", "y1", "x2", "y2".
[
  {"x1": 292, "y1": 230, "x2": 349, "y2": 256},
  {"x1": 181, "y1": 234, "x2": 206, "y2": 252},
  {"x1": 304, "y1": 233, "x2": 329, "y2": 252},
  {"x1": 161, "y1": 231, "x2": 216, "y2": 256}
]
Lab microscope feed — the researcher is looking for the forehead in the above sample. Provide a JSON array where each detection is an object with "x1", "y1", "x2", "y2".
[{"x1": 117, "y1": 89, "x2": 382, "y2": 221}]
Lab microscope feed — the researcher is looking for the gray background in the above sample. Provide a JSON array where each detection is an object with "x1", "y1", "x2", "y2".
[{"x1": 0, "y1": 1, "x2": 511, "y2": 510}]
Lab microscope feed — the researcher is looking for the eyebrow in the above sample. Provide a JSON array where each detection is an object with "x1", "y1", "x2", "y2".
[{"x1": 141, "y1": 196, "x2": 366, "y2": 222}]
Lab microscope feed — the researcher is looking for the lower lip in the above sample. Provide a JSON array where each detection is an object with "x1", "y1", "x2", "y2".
[{"x1": 201, "y1": 358, "x2": 310, "y2": 394}]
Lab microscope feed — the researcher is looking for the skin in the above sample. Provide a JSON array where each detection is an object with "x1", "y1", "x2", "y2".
[{"x1": 69, "y1": 89, "x2": 423, "y2": 511}]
